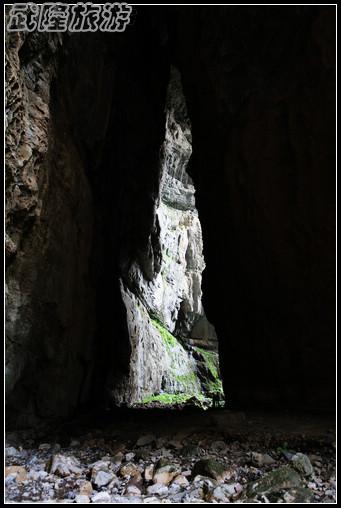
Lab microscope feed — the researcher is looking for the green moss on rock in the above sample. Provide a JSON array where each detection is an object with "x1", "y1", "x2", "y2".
[
  {"x1": 194, "y1": 347, "x2": 224, "y2": 399},
  {"x1": 174, "y1": 371, "x2": 199, "y2": 387},
  {"x1": 195, "y1": 347, "x2": 219, "y2": 378},
  {"x1": 140, "y1": 392, "x2": 209, "y2": 408},
  {"x1": 151, "y1": 319, "x2": 178, "y2": 348},
  {"x1": 246, "y1": 466, "x2": 301, "y2": 497}
]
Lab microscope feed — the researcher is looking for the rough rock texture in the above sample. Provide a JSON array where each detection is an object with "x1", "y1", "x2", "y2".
[
  {"x1": 5, "y1": 11, "x2": 172, "y2": 422},
  {"x1": 114, "y1": 68, "x2": 223, "y2": 406},
  {"x1": 6, "y1": 11, "x2": 223, "y2": 420},
  {"x1": 4, "y1": 410, "x2": 336, "y2": 503},
  {"x1": 5, "y1": 30, "x2": 96, "y2": 423},
  {"x1": 5, "y1": 6, "x2": 335, "y2": 422}
]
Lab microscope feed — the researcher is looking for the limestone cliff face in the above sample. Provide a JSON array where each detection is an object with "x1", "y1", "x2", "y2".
[
  {"x1": 5, "y1": 31, "x2": 96, "y2": 423},
  {"x1": 5, "y1": 27, "x2": 223, "y2": 421},
  {"x1": 116, "y1": 68, "x2": 223, "y2": 407}
]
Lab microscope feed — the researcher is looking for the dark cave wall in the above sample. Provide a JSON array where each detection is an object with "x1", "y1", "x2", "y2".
[
  {"x1": 5, "y1": 31, "x2": 98, "y2": 423},
  {"x1": 174, "y1": 6, "x2": 336, "y2": 409},
  {"x1": 5, "y1": 10, "x2": 171, "y2": 423},
  {"x1": 5, "y1": 6, "x2": 336, "y2": 424},
  {"x1": 54, "y1": 23, "x2": 170, "y2": 406}
]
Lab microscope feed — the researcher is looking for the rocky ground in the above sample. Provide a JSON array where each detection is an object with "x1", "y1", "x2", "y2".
[{"x1": 5, "y1": 409, "x2": 336, "y2": 504}]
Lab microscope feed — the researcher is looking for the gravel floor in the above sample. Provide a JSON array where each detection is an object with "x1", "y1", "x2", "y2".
[{"x1": 5, "y1": 409, "x2": 336, "y2": 504}]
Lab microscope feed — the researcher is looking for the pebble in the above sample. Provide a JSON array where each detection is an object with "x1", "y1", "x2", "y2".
[
  {"x1": 28, "y1": 470, "x2": 48, "y2": 481},
  {"x1": 153, "y1": 464, "x2": 178, "y2": 485},
  {"x1": 49, "y1": 454, "x2": 82, "y2": 477},
  {"x1": 183, "y1": 486, "x2": 204, "y2": 502},
  {"x1": 172, "y1": 474, "x2": 189, "y2": 487},
  {"x1": 113, "y1": 452, "x2": 124, "y2": 464},
  {"x1": 144, "y1": 465, "x2": 154, "y2": 481},
  {"x1": 92, "y1": 491, "x2": 111, "y2": 503},
  {"x1": 144, "y1": 496, "x2": 161, "y2": 503},
  {"x1": 4, "y1": 424, "x2": 335, "y2": 504},
  {"x1": 192, "y1": 458, "x2": 231, "y2": 482},
  {"x1": 111, "y1": 495, "x2": 142, "y2": 503},
  {"x1": 125, "y1": 484, "x2": 142, "y2": 496},
  {"x1": 5, "y1": 466, "x2": 28, "y2": 484},
  {"x1": 119, "y1": 462, "x2": 140, "y2": 478},
  {"x1": 291, "y1": 453, "x2": 314, "y2": 477},
  {"x1": 38, "y1": 443, "x2": 51, "y2": 451},
  {"x1": 79, "y1": 481, "x2": 93, "y2": 497},
  {"x1": 93, "y1": 470, "x2": 114, "y2": 487},
  {"x1": 6, "y1": 447, "x2": 21, "y2": 457},
  {"x1": 108, "y1": 476, "x2": 120, "y2": 489},
  {"x1": 251, "y1": 451, "x2": 275, "y2": 466},
  {"x1": 211, "y1": 485, "x2": 232, "y2": 502},
  {"x1": 147, "y1": 483, "x2": 169, "y2": 496},
  {"x1": 193, "y1": 475, "x2": 217, "y2": 488},
  {"x1": 75, "y1": 494, "x2": 90, "y2": 503}
]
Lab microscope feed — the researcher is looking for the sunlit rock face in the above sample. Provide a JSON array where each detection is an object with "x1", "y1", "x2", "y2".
[{"x1": 116, "y1": 68, "x2": 224, "y2": 407}]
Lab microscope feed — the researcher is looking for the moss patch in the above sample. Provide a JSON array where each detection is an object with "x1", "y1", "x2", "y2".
[
  {"x1": 141, "y1": 393, "x2": 190, "y2": 405},
  {"x1": 205, "y1": 377, "x2": 224, "y2": 395},
  {"x1": 195, "y1": 347, "x2": 219, "y2": 377},
  {"x1": 246, "y1": 466, "x2": 301, "y2": 497},
  {"x1": 194, "y1": 347, "x2": 225, "y2": 398},
  {"x1": 174, "y1": 371, "x2": 198, "y2": 385},
  {"x1": 151, "y1": 318, "x2": 178, "y2": 348},
  {"x1": 146, "y1": 319, "x2": 223, "y2": 409},
  {"x1": 140, "y1": 392, "x2": 209, "y2": 408}
]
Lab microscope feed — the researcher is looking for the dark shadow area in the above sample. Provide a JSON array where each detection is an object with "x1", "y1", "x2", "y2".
[
  {"x1": 5, "y1": 6, "x2": 336, "y2": 428},
  {"x1": 172, "y1": 5, "x2": 336, "y2": 412}
]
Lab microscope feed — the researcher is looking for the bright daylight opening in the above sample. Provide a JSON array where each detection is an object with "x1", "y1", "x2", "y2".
[{"x1": 114, "y1": 67, "x2": 225, "y2": 409}]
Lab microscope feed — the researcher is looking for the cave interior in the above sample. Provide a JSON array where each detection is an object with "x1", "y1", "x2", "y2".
[{"x1": 5, "y1": 6, "x2": 336, "y2": 428}]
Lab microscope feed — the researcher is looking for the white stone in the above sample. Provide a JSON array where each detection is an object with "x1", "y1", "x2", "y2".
[
  {"x1": 144, "y1": 465, "x2": 154, "y2": 481},
  {"x1": 49, "y1": 454, "x2": 82, "y2": 476},
  {"x1": 172, "y1": 475, "x2": 189, "y2": 487},
  {"x1": 147, "y1": 484, "x2": 169, "y2": 496},
  {"x1": 91, "y1": 491, "x2": 111, "y2": 503},
  {"x1": 93, "y1": 470, "x2": 114, "y2": 487},
  {"x1": 6, "y1": 446, "x2": 20, "y2": 457},
  {"x1": 126, "y1": 484, "x2": 141, "y2": 496},
  {"x1": 75, "y1": 495, "x2": 90, "y2": 504}
]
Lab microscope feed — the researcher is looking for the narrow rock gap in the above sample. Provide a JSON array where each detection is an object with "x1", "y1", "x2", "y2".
[{"x1": 113, "y1": 66, "x2": 225, "y2": 409}]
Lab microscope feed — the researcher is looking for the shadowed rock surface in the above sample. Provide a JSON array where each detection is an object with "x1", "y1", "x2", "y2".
[{"x1": 5, "y1": 6, "x2": 335, "y2": 424}]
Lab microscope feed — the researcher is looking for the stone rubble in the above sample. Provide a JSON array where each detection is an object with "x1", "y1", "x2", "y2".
[{"x1": 5, "y1": 421, "x2": 336, "y2": 504}]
